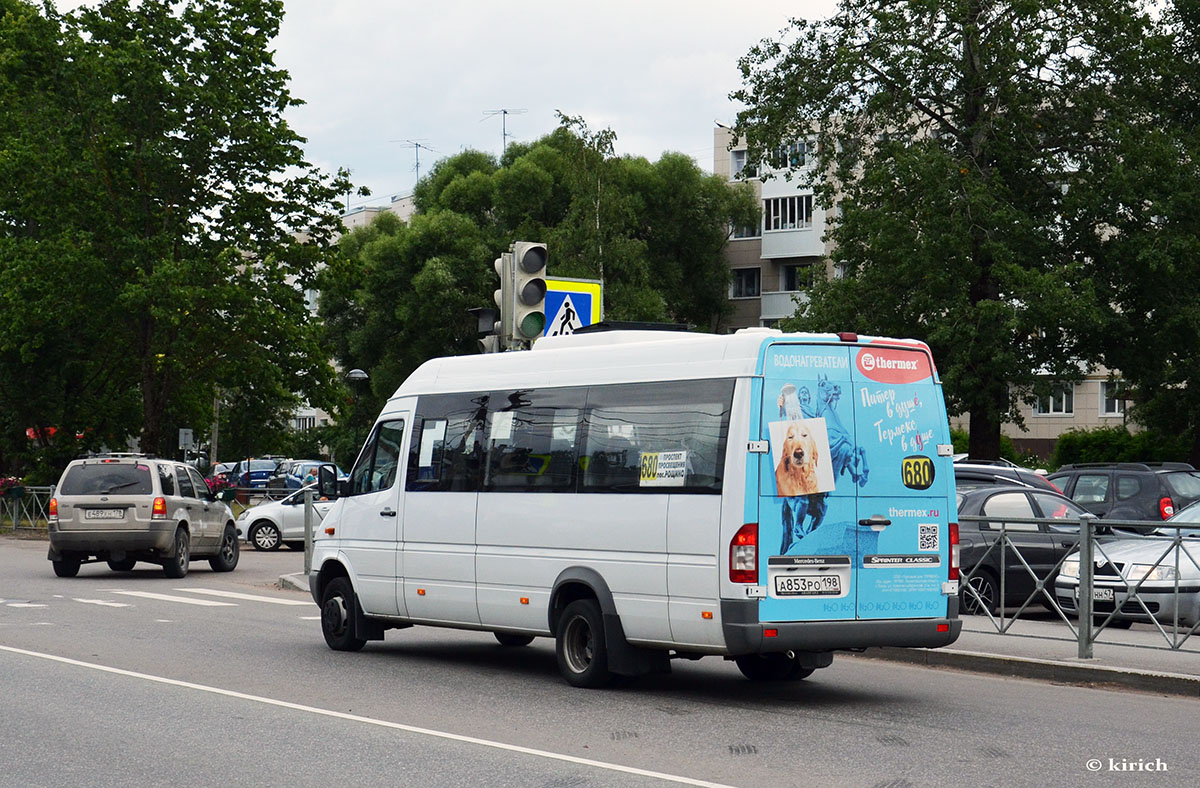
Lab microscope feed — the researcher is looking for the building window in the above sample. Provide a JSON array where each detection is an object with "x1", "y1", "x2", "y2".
[
  {"x1": 730, "y1": 149, "x2": 758, "y2": 180},
  {"x1": 769, "y1": 141, "x2": 807, "y2": 170},
  {"x1": 731, "y1": 268, "x2": 761, "y2": 298},
  {"x1": 293, "y1": 416, "x2": 316, "y2": 430},
  {"x1": 1034, "y1": 384, "x2": 1074, "y2": 415},
  {"x1": 764, "y1": 195, "x2": 813, "y2": 231},
  {"x1": 782, "y1": 264, "x2": 817, "y2": 292},
  {"x1": 1101, "y1": 381, "x2": 1126, "y2": 417},
  {"x1": 731, "y1": 221, "x2": 760, "y2": 239}
]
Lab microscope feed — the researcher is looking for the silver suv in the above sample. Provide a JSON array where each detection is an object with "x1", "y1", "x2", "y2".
[{"x1": 48, "y1": 454, "x2": 239, "y2": 578}]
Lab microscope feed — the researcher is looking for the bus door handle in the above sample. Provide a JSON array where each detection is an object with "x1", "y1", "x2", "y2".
[
  {"x1": 858, "y1": 515, "x2": 892, "y2": 529},
  {"x1": 379, "y1": 508, "x2": 397, "y2": 517}
]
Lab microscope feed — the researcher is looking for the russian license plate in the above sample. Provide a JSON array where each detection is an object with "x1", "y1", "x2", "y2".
[
  {"x1": 84, "y1": 509, "x2": 124, "y2": 520},
  {"x1": 774, "y1": 574, "x2": 841, "y2": 596},
  {"x1": 1077, "y1": 586, "x2": 1114, "y2": 602}
]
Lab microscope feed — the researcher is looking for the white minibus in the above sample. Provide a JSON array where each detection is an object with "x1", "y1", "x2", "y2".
[{"x1": 311, "y1": 328, "x2": 962, "y2": 687}]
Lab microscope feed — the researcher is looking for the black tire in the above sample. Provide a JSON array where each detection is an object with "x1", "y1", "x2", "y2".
[
  {"x1": 52, "y1": 558, "x2": 81, "y2": 578},
  {"x1": 163, "y1": 527, "x2": 190, "y2": 579},
  {"x1": 250, "y1": 521, "x2": 282, "y2": 551},
  {"x1": 321, "y1": 577, "x2": 367, "y2": 652},
  {"x1": 734, "y1": 653, "x2": 813, "y2": 681},
  {"x1": 208, "y1": 525, "x2": 240, "y2": 572},
  {"x1": 494, "y1": 632, "x2": 535, "y2": 647},
  {"x1": 555, "y1": 599, "x2": 612, "y2": 688},
  {"x1": 107, "y1": 558, "x2": 136, "y2": 572},
  {"x1": 960, "y1": 568, "x2": 999, "y2": 615}
]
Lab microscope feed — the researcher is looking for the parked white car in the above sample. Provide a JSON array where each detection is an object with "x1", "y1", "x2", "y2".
[
  {"x1": 1055, "y1": 512, "x2": 1200, "y2": 628},
  {"x1": 236, "y1": 485, "x2": 334, "y2": 551}
]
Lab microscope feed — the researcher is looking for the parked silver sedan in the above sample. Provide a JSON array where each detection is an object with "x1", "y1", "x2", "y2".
[
  {"x1": 1055, "y1": 505, "x2": 1200, "y2": 628},
  {"x1": 235, "y1": 485, "x2": 334, "y2": 551}
]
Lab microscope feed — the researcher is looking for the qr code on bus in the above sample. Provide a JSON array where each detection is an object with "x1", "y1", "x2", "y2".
[{"x1": 918, "y1": 523, "x2": 939, "y2": 552}]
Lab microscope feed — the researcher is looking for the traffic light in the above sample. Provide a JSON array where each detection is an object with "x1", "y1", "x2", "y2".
[
  {"x1": 492, "y1": 252, "x2": 513, "y2": 344},
  {"x1": 511, "y1": 241, "x2": 547, "y2": 341}
]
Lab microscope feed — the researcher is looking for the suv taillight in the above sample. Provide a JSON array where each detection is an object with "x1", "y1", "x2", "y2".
[
  {"x1": 949, "y1": 522, "x2": 960, "y2": 581},
  {"x1": 49, "y1": 497, "x2": 58, "y2": 520},
  {"x1": 1160, "y1": 497, "x2": 1174, "y2": 519},
  {"x1": 730, "y1": 523, "x2": 758, "y2": 584},
  {"x1": 152, "y1": 497, "x2": 167, "y2": 518}
]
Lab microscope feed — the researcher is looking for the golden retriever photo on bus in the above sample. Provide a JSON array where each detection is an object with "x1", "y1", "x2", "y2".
[{"x1": 769, "y1": 418, "x2": 835, "y2": 497}]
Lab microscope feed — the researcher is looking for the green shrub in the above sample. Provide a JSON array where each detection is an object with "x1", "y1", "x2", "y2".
[{"x1": 1051, "y1": 426, "x2": 1189, "y2": 467}]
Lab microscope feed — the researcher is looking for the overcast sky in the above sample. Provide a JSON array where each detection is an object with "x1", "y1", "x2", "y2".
[{"x1": 268, "y1": 0, "x2": 838, "y2": 210}]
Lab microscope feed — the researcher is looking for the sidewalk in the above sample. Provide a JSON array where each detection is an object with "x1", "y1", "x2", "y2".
[
  {"x1": 853, "y1": 614, "x2": 1200, "y2": 698},
  {"x1": 284, "y1": 570, "x2": 1200, "y2": 697}
]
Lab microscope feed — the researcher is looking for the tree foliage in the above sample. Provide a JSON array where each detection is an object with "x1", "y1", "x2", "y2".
[
  {"x1": 322, "y1": 119, "x2": 758, "y2": 401},
  {"x1": 732, "y1": 0, "x2": 1153, "y2": 459},
  {"x1": 0, "y1": 0, "x2": 352, "y2": 475}
]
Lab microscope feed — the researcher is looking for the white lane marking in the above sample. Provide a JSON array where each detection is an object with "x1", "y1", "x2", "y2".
[
  {"x1": 72, "y1": 599, "x2": 131, "y2": 608},
  {"x1": 110, "y1": 591, "x2": 235, "y2": 607},
  {"x1": 178, "y1": 588, "x2": 312, "y2": 606},
  {"x1": 6, "y1": 603, "x2": 48, "y2": 608},
  {"x1": 299, "y1": 616, "x2": 321, "y2": 620},
  {"x1": 0, "y1": 644, "x2": 733, "y2": 788}
]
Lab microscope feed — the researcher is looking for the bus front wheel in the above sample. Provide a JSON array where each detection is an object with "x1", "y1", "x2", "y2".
[{"x1": 555, "y1": 599, "x2": 612, "y2": 688}]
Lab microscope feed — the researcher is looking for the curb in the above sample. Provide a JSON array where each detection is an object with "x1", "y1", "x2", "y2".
[
  {"x1": 278, "y1": 572, "x2": 308, "y2": 594},
  {"x1": 852, "y1": 646, "x2": 1200, "y2": 698}
]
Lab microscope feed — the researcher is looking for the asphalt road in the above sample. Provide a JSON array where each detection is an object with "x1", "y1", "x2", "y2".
[{"x1": 1, "y1": 535, "x2": 1196, "y2": 787}]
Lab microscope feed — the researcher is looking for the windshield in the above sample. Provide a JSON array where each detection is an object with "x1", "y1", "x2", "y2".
[{"x1": 59, "y1": 463, "x2": 153, "y2": 496}]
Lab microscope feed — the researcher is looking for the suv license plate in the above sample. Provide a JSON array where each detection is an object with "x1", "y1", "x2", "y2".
[
  {"x1": 774, "y1": 574, "x2": 841, "y2": 596},
  {"x1": 85, "y1": 509, "x2": 124, "y2": 520}
]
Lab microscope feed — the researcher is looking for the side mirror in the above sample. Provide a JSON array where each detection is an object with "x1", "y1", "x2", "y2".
[{"x1": 317, "y1": 464, "x2": 340, "y2": 499}]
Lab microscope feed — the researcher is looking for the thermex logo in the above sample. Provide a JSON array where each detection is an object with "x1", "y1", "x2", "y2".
[{"x1": 857, "y1": 343, "x2": 933, "y2": 384}]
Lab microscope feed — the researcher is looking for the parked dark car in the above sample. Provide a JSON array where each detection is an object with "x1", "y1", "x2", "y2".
[
  {"x1": 268, "y1": 459, "x2": 346, "y2": 492},
  {"x1": 953, "y1": 457, "x2": 1061, "y2": 493},
  {"x1": 1047, "y1": 462, "x2": 1200, "y2": 522},
  {"x1": 956, "y1": 485, "x2": 1092, "y2": 615},
  {"x1": 230, "y1": 459, "x2": 281, "y2": 489}
]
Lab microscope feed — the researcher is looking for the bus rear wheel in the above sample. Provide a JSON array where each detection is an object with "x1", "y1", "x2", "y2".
[{"x1": 555, "y1": 599, "x2": 612, "y2": 688}]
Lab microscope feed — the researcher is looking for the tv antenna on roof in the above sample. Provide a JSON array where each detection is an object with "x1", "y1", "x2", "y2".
[
  {"x1": 390, "y1": 139, "x2": 437, "y2": 183},
  {"x1": 482, "y1": 108, "x2": 527, "y2": 152}
]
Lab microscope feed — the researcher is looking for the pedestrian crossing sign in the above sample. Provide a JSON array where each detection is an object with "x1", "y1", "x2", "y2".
[{"x1": 544, "y1": 277, "x2": 602, "y2": 337}]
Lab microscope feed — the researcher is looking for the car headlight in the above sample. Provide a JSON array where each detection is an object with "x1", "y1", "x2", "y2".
[
  {"x1": 1061, "y1": 559, "x2": 1079, "y2": 578},
  {"x1": 1126, "y1": 563, "x2": 1179, "y2": 582}
]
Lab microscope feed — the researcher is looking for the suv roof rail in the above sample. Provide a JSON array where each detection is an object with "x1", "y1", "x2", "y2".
[
  {"x1": 953, "y1": 457, "x2": 1018, "y2": 468},
  {"x1": 1055, "y1": 461, "x2": 1196, "y2": 472},
  {"x1": 78, "y1": 452, "x2": 154, "y2": 460}
]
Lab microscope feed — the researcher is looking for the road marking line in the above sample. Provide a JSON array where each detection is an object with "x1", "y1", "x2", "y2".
[
  {"x1": 298, "y1": 616, "x2": 321, "y2": 620},
  {"x1": 72, "y1": 599, "x2": 131, "y2": 608},
  {"x1": 7, "y1": 603, "x2": 48, "y2": 608},
  {"x1": 178, "y1": 588, "x2": 312, "y2": 606},
  {"x1": 0, "y1": 644, "x2": 733, "y2": 788},
  {"x1": 110, "y1": 591, "x2": 235, "y2": 607}
]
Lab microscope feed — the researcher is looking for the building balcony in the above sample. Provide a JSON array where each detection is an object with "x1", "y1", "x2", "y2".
[{"x1": 760, "y1": 290, "x2": 809, "y2": 322}]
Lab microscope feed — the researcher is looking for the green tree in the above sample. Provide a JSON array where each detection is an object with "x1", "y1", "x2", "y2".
[
  {"x1": 320, "y1": 124, "x2": 757, "y2": 393},
  {"x1": 732, "y1": 0, "x2": 1151, "y2": 459},
  {"x1": 0, "y1": 0, "x2": 351, "y2": 472},
  {"x1": 1077, "y1": 1, "x2": 1200, "y2": 463}
]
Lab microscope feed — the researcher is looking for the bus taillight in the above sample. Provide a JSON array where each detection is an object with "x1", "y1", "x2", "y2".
[
  {"x1": 730, "y1": 523, "x2": 758, "y2": 584},
  {"x1": 949, "y1": 522, "x2": 960, "y2": 581}
]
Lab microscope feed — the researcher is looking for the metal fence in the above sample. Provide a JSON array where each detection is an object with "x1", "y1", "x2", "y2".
[
  {"x1": 1, "y1": 486, "x2": 55, "y2": 532},
  {"x1": 959, "y1": 512, "x2": 1199, "y2": 656},
  {"x1": 0, "y1": 485, "x2": 289, "y2": 533}
]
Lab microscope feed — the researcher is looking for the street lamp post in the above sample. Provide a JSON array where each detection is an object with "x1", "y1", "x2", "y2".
[{"x1": 345, "y1": 368, "x2": 369, "y2": 461}]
